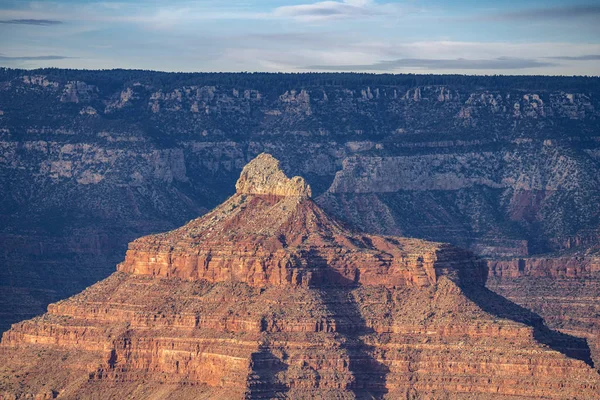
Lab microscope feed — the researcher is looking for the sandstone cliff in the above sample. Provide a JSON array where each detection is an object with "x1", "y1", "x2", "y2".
[
  {"x1": 1, "y1": 154, "x2": 598, "y2": 399},
  {"x1": 1, "y1": 71, "x2": 600, "y2": 366}
]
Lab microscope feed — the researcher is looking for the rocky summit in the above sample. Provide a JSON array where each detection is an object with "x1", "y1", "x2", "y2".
[{"x1": 1, "y1": 154, "x2": 599, "y2": 399}]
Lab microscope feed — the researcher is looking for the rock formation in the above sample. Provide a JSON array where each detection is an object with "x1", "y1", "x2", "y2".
[
  {"x1": 235, "y1": 153, "x2": 312, "y2": 198},
  {"x1": 2, "y1": 154, "x2": 599, "y2": 399},
  {"x1": 486, "y1": 255, "x2": 600, "y2": 364},
  {"x1": 2, "y1": 70, "x2": 600, "y2": 340}
]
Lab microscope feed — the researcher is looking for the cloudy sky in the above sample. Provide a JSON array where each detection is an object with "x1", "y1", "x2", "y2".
[{"x1": 0, "y1": 0, "x2": 599, "y2": 74}]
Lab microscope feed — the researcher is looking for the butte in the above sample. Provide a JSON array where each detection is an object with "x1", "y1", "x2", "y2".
[{"x1": 1, "y1": 154, "x2": 599, "y2": 399}]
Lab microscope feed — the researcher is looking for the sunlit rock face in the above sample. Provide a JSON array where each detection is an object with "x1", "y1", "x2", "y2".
[
  {"x1": 235, "y1": 153, "x2": 312, "y2": 198},
  {"x1": 1, "y1": 155, "x2": 599, "y2": 399}
]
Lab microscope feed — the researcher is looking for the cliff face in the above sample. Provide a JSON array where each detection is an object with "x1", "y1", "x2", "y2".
[
  {"x1": 486, "y1": 255, "x2": 600, "y2": 363},
  {"x1": 318, "y1": 145, "x2": 600, "y2": 257},
  {"x1": 1, "y1": 70, "x2": 600, "y2": 337},
  {"x1": 1, "y1": 154, "x2": 599, "y2": 399}
]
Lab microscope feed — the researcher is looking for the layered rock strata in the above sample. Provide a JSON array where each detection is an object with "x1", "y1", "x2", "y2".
[
  {"x1": 3, "y1": 71, "x2": 600, "y2": 338},
  {"x1": 487, "y1": 256, "x2": 600, "y2": 364},
  {"x1": 1, "y1": 154, "x2": 599, "y2": 399}
]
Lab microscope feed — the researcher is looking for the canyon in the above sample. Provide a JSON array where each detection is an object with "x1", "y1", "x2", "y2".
[
  {"x1": 1, "y1": 70, "x2": 600, "y2": 393},
  {"x1": 2, "y1": 154, "x2": 599, "y2": 399}
]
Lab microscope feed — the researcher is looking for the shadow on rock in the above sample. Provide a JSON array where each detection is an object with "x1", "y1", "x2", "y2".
[
  {"x1": 457, "y1": 263, "x2": 595, "y2": 368},
  {"x1": 245, "y1": 344, "x2": 289, "y2": 399},
  {"x1": 308, "y1": 250, "x2": 390, "y2": 399}
]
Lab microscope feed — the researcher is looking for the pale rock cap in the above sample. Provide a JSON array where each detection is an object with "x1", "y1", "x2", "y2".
[{"x1": 235, "y1": 153, "x2": 312, "y2": 197}]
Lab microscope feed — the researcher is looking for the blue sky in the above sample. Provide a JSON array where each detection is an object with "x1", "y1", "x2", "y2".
[{"x1": 1, "y1": 0, "x2": 599, "y2": 74}]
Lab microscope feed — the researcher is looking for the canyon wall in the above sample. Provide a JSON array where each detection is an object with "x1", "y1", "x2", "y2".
[
  {"x1": 2, "y1": 155, "x2": 598, "y2": 399},
  {"x1": 486, "y1": 256, "x2": 600, "y2": 361},
  {"x1": 1, "y1": 70, "x2": 600, "y2": 335}
]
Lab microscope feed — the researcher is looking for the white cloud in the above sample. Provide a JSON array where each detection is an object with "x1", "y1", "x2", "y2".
[
  {"x1": 273, "y1": 0, "x2": 405, "y2": 21},
  {"x1": 215, "y1": 39, "x2": 600, "y2": 75},
  {"x1": 1, "y1": 1, "x2": 599, "y2": 75}
]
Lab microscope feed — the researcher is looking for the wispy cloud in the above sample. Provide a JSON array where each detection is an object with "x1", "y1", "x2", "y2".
[
  {"x1": 96, "y1": 0, "x2": 404, "y2": 25},
  {"x1": 481, "y1": 4, "x2": 600, "y2": 21},
  {"x1": 0, "y1": 2, "x2": 598, "y2": 75},
  {"x1": 545, "y1": 54, "x2": 600, "y2": 61},
  {"x1": 273, "y1": 0, "x2": 405, "y2": 21},
  {"x1": 274, "y1": 0, "x2": 374, "y2": 20},
  {"x1": 0, "y1": 55, "x2": 72, "y2": 61},
  {"x1": 0, "y1": 18, "x2": 62, "y2": 26},
  {"x1": 0, "y1": 1, "x2": 405, "y2": 25},
  {"x1": 307, "y1": 57, "x2": 556, "y2": 71}
]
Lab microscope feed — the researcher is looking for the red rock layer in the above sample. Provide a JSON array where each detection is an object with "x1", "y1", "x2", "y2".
[
  {"x1": 2, "y1": 273, "x2": 598, "y2": 399},
  {"x1": 1, "y1": 154, "x2": 599, "y2": 399},
  {"x1": 487, "y1": 256, "x2": 600, "y2": 279},
  {"x1": 487, "y1": 256, "x2": 600, "y2": 367},
  {"x1": 118, "y1": 192, "x2": 484, "y2": 289}
]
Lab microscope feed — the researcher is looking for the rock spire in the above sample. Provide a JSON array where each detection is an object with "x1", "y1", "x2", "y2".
[{"x1": 235, "y1": 153, "x2": 311, "y2": 197}]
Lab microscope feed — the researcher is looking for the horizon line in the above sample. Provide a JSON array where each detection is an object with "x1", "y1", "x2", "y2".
[{"x1": 1, "y1": 66, "x2": 599, "y2": 79}]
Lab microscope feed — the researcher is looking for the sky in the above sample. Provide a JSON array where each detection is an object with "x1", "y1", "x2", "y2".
[{"x1": 0, "y1": 0, "x2": 599, "y2": 75}]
